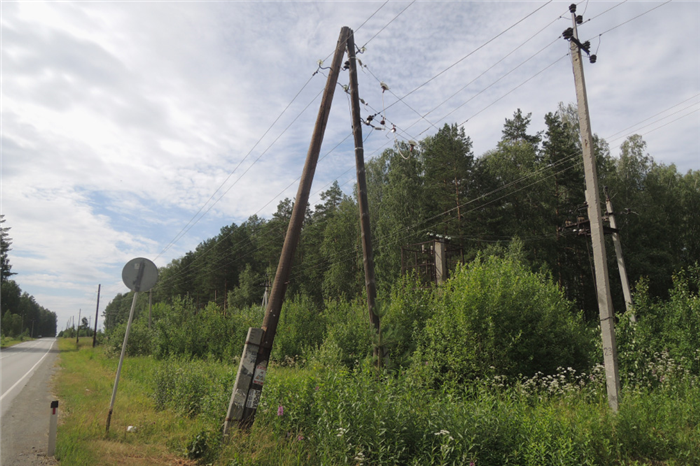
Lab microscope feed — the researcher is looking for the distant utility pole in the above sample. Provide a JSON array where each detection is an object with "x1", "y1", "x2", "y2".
[
  {"x1": 223, "y1": 26, "x2": 350, "y2": 434},
  {"x1": 564, "y1": 3, "x2": 620, "y2": 411},
  {"x1": 346, "y1": 28, "x2": 381, "y2": 366},
  {"x1": 76, "y1": 309, "x2": 81, "y2": 345},
  {"x1": 93, "y1": 284, "x2": 101, "y2": 347},
  {"x1": 604, "y1": 187, "x2": 635, "y2": 322}
]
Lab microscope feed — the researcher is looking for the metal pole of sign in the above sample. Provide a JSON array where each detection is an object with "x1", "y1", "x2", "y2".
[{"x1": 106, "y1": 258, "x2": 158, "y2": 434}]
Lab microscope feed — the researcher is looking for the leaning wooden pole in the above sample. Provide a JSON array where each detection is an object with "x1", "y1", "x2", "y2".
[
  {"x1": 223, "y1": 26, "x2": 350, "y2": 433},
  {"x1": 346, "y1": 30, "x2": 381, "y2": 365}
]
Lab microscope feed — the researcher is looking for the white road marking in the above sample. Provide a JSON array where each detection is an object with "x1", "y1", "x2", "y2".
[{"x1": 0, "y1": 339, "x2": 56, "y2": 402}]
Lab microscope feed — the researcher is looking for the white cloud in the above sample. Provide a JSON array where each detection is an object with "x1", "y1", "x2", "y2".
[{"x1": 2, "y1": 1, "x2": 698, "y2": 327}]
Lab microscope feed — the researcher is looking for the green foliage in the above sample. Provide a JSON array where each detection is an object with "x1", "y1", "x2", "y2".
[
  {"x1": 272, "y1": 294, "x2": 324, "y2": 363},
  {"x1": 106, "y1": 318, "x2": 155, "y2": 357},
  {"x1": 151, "y1": 298, "x2": 263, "y2": 361},
  {"x1": 617, "y1": 264, "x2": 700, "y2": 383},
  {"x1": 152, "y1": 358, "x2": 235, "y2": 420},
  {"x1": 1, "y1": 311, "x2": 22, "y2": 337},
  {"x1": 381, "y1": 273, "x2": 433, "y2": 367},
  {"x1": 412, "y1": 247, "x2": 593, "y2": 388},
  {"x1": 0, "y1": 214, "x2": 16, "y2": 283},
  {"x1": 253, "y1": 359, "x2": 699, "y2": 466},
  {"x1": 309, "y1": 300, "x2": 374, "y2": 368}
]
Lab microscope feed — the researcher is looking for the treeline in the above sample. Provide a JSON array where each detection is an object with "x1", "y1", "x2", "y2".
[
  {"x1": 104, "y1": 104, "x2": 699, "y2": 329},
  {"x1": 1, "y1": 216, "x2": 57, "y2": 338}
]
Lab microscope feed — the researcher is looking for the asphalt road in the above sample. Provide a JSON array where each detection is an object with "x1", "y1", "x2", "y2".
[{"x1": 1, "y1": 338, "x2": 59, "y2": 465}]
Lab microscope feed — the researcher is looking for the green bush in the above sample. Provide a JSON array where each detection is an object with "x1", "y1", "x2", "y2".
[
  {"x1": 381, "y1": 274, "x2": 434, "y2": 368},
  {"x1": 618, "y1": 265, "x2": 700, "y2": 381},
  {"x1": 310, "y1": 299, "x2": 374, "y2": 368},
  {"x1": 411, "y1": 252, "x2": 594, "y2": 388},
  {"x1": 106, "y1": 318, "x2": 155, "y2": 357},
  {"x1": 271, "y1": 294, "x2": 324, "y2": 363}
]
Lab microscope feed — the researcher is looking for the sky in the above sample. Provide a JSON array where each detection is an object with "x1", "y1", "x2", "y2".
[{"x1": 2, "y1": 0, "x2": 699, "y2": 332}]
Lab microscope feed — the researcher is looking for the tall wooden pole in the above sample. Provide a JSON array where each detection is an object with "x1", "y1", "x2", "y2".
[
  {"x1": 225, "y1": 26, "x2": 350, "y2": 432},
  {"x1": 346, "y1": 29, "x2": 381, "y2": 365},
  {"x1": 93, "y1": 284, "x2": 101, "y2": 347},
  {"x1": 604, "y1": 186, "x2": 635, "y2": 322},
  {"x1": 76, "y1": 309, "x2": 81, "y2": 345},
  {"x1": 566, "y1": 3, "x2": 621, "y2": 411}
]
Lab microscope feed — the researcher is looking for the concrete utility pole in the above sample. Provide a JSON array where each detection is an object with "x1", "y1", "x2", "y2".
[
  {"x1": 93, "y1": 284, "x2": 101, "y2": 348},
  {"x1": 346, "y1": 29, "x2": 381, "y2": 365},
  {"x1": 223, "y1": 26, "x2": 350, "y2": 433},
  {"x1": 604, "y1": 186, "x2": 635, "y2": 322},
  {"x1": 565, "y1": 3, "x2": 621, "y2": 411}
]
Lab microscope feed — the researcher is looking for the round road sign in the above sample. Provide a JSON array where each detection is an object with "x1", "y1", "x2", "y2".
[{"x1": 122, "y1": 257, "x2": 158, "y2": 292}]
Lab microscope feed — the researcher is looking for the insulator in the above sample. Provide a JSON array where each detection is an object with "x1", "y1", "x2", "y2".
[
  {"x1": 583, "y1": 41, "x2": 591, "y2": 51},
  {"x1": 563, "y1": 28, "x2": 574, "y2": 39},
  {"x1": 569, "y1": 3, "x2": 577, "y2": 13},
  {"x1": 590, "y1": 54, "x2": 597, "y2": 64},
  {"x1": 576, "y1": 15, "x2": 583, "y2": 24}
]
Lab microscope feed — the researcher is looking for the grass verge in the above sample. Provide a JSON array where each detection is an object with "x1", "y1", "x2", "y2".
[{"x1": 55, "y1": 338, "x2": 700, "y2": 465}]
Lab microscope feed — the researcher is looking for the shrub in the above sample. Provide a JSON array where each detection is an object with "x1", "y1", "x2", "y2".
[
  {"x1": 618, "y1": 265, "x2": 700, "y2": 380},
  {"x1": 411, "y1": 252, "x2": 594, "y2": 389},
  {"x1": 106, "y1": 318, "x2": 154, "y2": 357},
  {"x1": 271, "y1": 294, "x2": 324, "y2": 363},
  {"x1": 310, "y1": 299, "x2": 374, "y2": 368}
]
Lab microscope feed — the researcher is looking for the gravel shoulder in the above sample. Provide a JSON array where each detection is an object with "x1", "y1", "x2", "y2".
[{"x1": 1, "y1": 346, "x2": 60, "y2": 466}]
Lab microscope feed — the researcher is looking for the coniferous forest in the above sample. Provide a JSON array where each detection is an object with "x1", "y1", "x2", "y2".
[{"x1": 0, "y1": 215, "x2": 58, "y2": 340}]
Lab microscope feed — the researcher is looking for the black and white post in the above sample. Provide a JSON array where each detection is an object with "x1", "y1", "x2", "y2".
[{"x1": 48, "y1": 400, "x2": 58, "y2": 456}]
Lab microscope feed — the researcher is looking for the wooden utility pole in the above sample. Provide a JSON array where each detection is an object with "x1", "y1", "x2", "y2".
[
  {"x1": 565, "y1": 3, "x2": 621, "y2": 411},
  {"x1": 223, "y1": 26, "x2": 350, "y2": 433},
  {"x1": 346, "y1": 29, "x2": 381, "y2": 365},
  {"x1": 76, "y1": 308, "x2": 81, "y2": 345},
  {"x1": 604, "y1": 186, "x2": 635, "y2": 322},
  {"x1": 93, "y1": 284, "x2": 101, "y2": 347}
]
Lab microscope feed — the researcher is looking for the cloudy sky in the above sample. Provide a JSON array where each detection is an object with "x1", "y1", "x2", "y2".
[{"x1": 2, "y1": 0, "x2": 698, "y2": 331}]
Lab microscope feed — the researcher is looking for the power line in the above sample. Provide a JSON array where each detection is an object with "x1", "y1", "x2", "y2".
[
  {"x1": 609, "y1": 108, "x2": 700, "y2": 153},
  {"x1": 381, "y1": 1, "x2": 554, "y2": 114},
  {"x1": 159, "y1": 1, "x2": 408, "y2": 263},
  {"x1": 457, "y1": 53, "x2": 568, "y2": 127},
  {"x1": 154, "y1": 73, "x2": 321, "y2": 261},
  {"x1": 604, "y1": 93, "x2": 700, "y2": 140},
  {"x1": 595, "y1": 0, "x2": 672, "y2": 37},
  {"x1": 607, "y1": 103, "x2": 700, "y2": 145},
  {"x1": 361, "y1": 0, "x2": 416, "y2": 49}
]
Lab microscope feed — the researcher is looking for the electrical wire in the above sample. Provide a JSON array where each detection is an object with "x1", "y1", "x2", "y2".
[
  {"x1": 593, "y1": 0, "x2": 672, "y2": 38},
  {"x1": 361, "y1": 0, "x2": 417, "y2": 49},
  {"x1": 606, "y1": 102, "x2": 700, "y2": 144},
  {"x1": 154, "y1": 73, "x2": 319, "y2": 261},
  {"x1": 457, "y1": 53, "x2": 568, "y2": 127},
  {"x1": 380, "y1": 1, "x2": 554, "y2": 115},
  {"x1": 608, "y1": 108, "x2": 700, "y2": 153}
]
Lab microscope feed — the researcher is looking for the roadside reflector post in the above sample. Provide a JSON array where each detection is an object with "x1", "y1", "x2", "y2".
[
  {"x1": 223, "y1": 327, "x2": 263, "y2": 436},
  {"x1": 48, "y1": 400, "x2": 58, "y2": 456}
]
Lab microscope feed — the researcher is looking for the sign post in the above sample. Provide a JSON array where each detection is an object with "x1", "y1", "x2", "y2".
[{"x1": 106, "y1": 257, "x2": 158, "y2": 434}]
